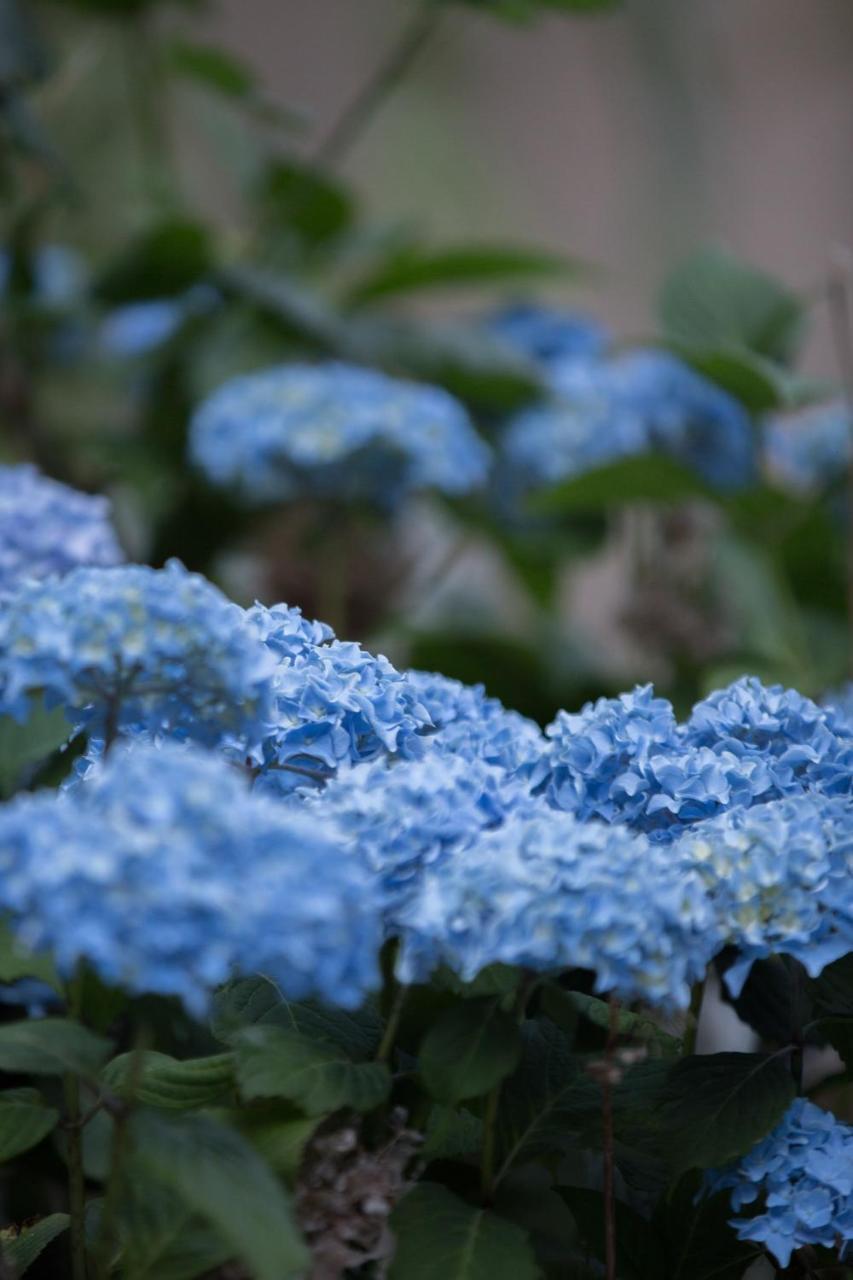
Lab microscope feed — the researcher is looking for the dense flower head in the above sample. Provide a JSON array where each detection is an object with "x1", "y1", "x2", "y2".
[
  {"x1": 824, "y1": 682, "x2": 853, "y2": 732},
  {"x1": 0, "y1": 740, "x2": 380, "y2": 1014},
  {"x1": 0, "y1": 464, "x2": 123, "y2": 596},
  {"x1": 0, "y1": 561, "x2": 275, "y2": 750},
  {"x1": 485, "y1": 302, "x2": 609, "y2": 369},
  {"x1": 675, "y1": 795, "x2": 853, "y2": 994},
  {"x1": 404, "y1": 669, "x2": 545, "y2": 772},
  {"x1": 393, "y1": 809, "x2": 715, "y2": 1007},
  {"x1": 249, "y1": 603, "x2": 431, "y2": 792},
  {"x1": 188, "y1": 361, "x2": 491, "y2": 508},
  {"x1": 704, "y1": 1099, "x2": 853, "y2": 1267},
  {"x1": 763, "y1": 401, "x2": 850, "y2": 494},
  {"x1": 500, "y1": 349, "x2": 755, "y2": 497}
]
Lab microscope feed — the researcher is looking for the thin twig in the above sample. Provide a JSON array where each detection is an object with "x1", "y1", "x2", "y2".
[
  {"x1": 602, "y1": 995, "x2": 619, "y2": 1280},
  {"x1": 826, "y1": 248, "x2": 853, "y2": 677},
  {"x1": 64, "y1": 975, "x2": 89, "y2": 1280}
]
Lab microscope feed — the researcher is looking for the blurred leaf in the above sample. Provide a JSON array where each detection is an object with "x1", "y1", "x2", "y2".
[
  {"x1": 388, "y1": 1182, "x2": 539, "y2": 1280},
  {"x1": 168, "y1": 40, "x2": 254, "y2": 97},
  {"x1": 443, "y1": 0, "x2": 619, "y2": 19},
  {"x1": 0, "y1": 922, "x2": 60, "y2": 991},
  {"x1": 533, "y1": 453, "x2": 710, "y2": 514},
  {"x1": 710, "y1": 532, "x2": 809, "y2": 675},
  {"x1": 102, "y1": 1051, "x2": 235, "y2": 1110},
  {"x1": 0, "y1": 699, "x2": 71, "y2": 798},
  {"x1": 678, "y1": 344, "x2": 786, "y2": 412},
  {"x1": 419, "y1": 1000, "x2": 522, "y2": 1103},
  {"x1": 809, "y1": 1018, "x2": 853, "y2": 1072},
  {"x1": 218, "y1": 263, "x2": 342, "y2": 350},
  {"x1": 0, "y1": 1087, "x2": 59, "y2": 1161},
  {"x1": 813, "y1": 954, "x2": 853, "y2": 1019},
  {"x1": 233, "y1": 1024, "x2": 390, "y2": 1115},
  {"x1": 233, "y1": 1104, "x2": 317, "y2": 1180},
  {"x1": 660, "y1": 247, "x2": 806, "y2": 365},
  {"x1": 652, "y1": 1172, "x2": 765, "y2": 1280},
  {"x1": 0, "y1": 1018, "x2": 113, "y2": 1079},
  {"x1": 211, "y1": 976, "x2": 383, "y2": 1058},
  {"x1": 434, "y1": 964, "x2": 521, "y2": 1002},
  {"x1": 256, "y1": 160, "x2": 356, "y2": 250},
  {"x1": 560, "y1": 1186, "x2": 663, "y2": 1280},
  {"x1": 118, "y1": 1184, "x2": 232, "y2": 1280},
  {"x1": 721, "y1": 954, "x2": 814, "y2": 1046},
  {"x1": 347, "y1": 243, "x2": 576, "y2": 306},
  {"x1": 0, "y1": 1214, "x2": 69, "y2": 1276},
  {"x1": 422, "y1": 1104, "x2": 483, "y2": 1160},
  {"x1": 96, "y1": 220, "x2": 213, "y2": 303},
  {"x1": 569, "y1": 993, "x2": 680, "y2": 1057},
  {"x1": 129, "y1": 1109, "x2": 307, "y2": 1280}
]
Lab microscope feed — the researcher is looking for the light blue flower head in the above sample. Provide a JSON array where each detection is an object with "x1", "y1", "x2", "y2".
[
  {"x1": 486, "y1": 303, "x2": 609, "y2": 369},
  {"x1": 393, "y1": 808, "x2": 715, "y2": 1008},
  {"x1": 0, "y1": 561, "x2": 276, "y2": 751},
  {"x1": 0, "y1": 740, "x2": 381, "y2": 1014},
  {"x1": 676, "y1": 794, "x2": 853, "y2": 994},
  {"x1": 0, "y1": 464, "x2": 123, "y2": 596},
  {"x1": 763, "y1": 400, "x2": 851, "y2": 494},
  {"x1": 188, "y1": 361, "x2": 491, "y2": 508},
  {"x1": 404, "y1": 669, "x2": 545, "y2": 773},
  {"x1": 249, "y1": 602, "x2": 431, "y2": 792},
  {"x1": 703, "y1": 1099, "x2": 853, "y2": 1268}
]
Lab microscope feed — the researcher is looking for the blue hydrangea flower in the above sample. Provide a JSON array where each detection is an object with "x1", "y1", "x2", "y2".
[
  {"x1": 676, "y1": 795, "x2": 853, "y2": 994},
  {"x1": 824, "y1": 683, "x2": 853, "y2": 732},
  {"x1": 100, "y1": 285, "x2": 219, "y2": 358},
  {"x1": 249, "y1": 603, "x2": 431, "y2": 792},
  {"x1": 0, "y1": 464, "x2": 123, "y2": 596},
  {"x1": 703, "y1": 1099, "x2": 853, "y2": 1268},
  {"x1": 685, "y1": 676, "x2": 853, "y2": 802},
  {"x1": 0, "y1": 561, "x2": 275, "y2": 751},
  {"x1": 188, "y1": 362, "x2": 491, "y2": 508},
  {"x1": 404, "y1": 670, "x2": 545, "y2": 773},
  {"x1": 485, "y1": 303, "x2": 609, "y2": 369},
  {"x1": 0, "y1": 741, "x2": 381, "y2": 1014},
  {"x1": 763, "y1": 401, "x2": 850, "y2": 494},
  {"x1": 393, "y1": 809, "x2": 715, "y2": 1008},
  {"x1": 0, "y1": 245, "x2": 86, "y2": 309}
]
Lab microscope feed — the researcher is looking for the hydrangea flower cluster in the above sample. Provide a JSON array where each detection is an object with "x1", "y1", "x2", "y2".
[
  {"x1": 763, "y1": 401, "x2": 850, "y2": 494},
  {"x1": 675, "y1": 794, "x2": 853, "y2": 994},
  {"x1": 0, "y1": 741, "x2": 380, "y2": 1014},
  {"x1": 393, "y1": 809, "x2": 715, "y2": 1008},
  {"x1": 0, "y1": 561, "x2": 275, "y2": 751},
  {"x1": 501, "y1": 348, "x2": 756, "y2": 496},
  {"x1": 249, "y1": 603, "x2": 431, "y2": 792},
  {"x1": 188, "y1": 361, "x2": 491, "y2": 509},
  {"x1": 485, "y1": 302, "x2": 609, "y2": 369},
  {"x1": 704, "y1": 1099, "x2": 853, "y2": 1267},
  {"x1": 99, "y1": 285, "x2": 219, "y2": 358},
  {"x1": 0, "y1": 464, "x2": 123, "y2": 596},
  {"x1": 405, "y1": 669, "x2": 545, "y2": 772}
]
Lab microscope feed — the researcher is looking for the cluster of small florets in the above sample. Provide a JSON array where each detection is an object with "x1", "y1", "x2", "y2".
[
  {"x1": 188, "y1": 361, "x2": 491, "y2": 509},
  {"x1": 500, "y1": 346, "x2": 756, "y2": 496},
  {"x1": 393, "y1": 809, "x2": 715, "y2": 1008},
  {"x1": 0, "y1": 464, "x2": 123, "y2": 596},
  {"x1": 249, "y1": 603, "x2": 431, "y2": 792},
  {"x1": 704, "y1": 1099, "x2": 853, "y2": 1267},
  {"x1": 763, "y1": 401, "x2": 850, "y2": 494},
  {"x1": 0, "y1": 740, "x2": 381, "y2": 1014},
  {"x1": 0, "y1": 561, "x2": 275, "y2": 751},
  {"x1": 405, "y1": 670, "x2": 545, "y2": 772},
  {"x1": 485, "y1": 302, "x2": 609, "y2": 369}
]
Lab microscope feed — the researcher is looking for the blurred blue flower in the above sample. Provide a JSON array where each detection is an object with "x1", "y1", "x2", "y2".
[
  {"x1": 249, "y1": 602, "x2": 431, "y2": 792},
  {"x1": 405, "y1": 669, "x2": 545, "y2": 773},
  {"x1": 675, "y1": 794, "x2": 853, "y2": 994},
  {"x1": 0, "y1": 464, "x2": 123, "y2": 596},
  {"x1": 763, "y1": 401, "x2": 850, "y2": 493},
  {"x1": 0, "y1": 244, "x2": 86, "y2": 309},
  {"x1": 0, "y1": 561, "x2": 275, "y2": 751},
  {"x1": 0, "y1": 740, "x2": 381, "y2": 1014},
  {"x1": 485, "y1": 303, "x2": 609, "y2": 369},
  {"x1": 188, "y1": 361, "x2": 491, "y2": 508},
  {"x1": 99, "y1": 285, "x2": 219, "y2": 358},
  {"x1": 394, "y1": 809, "x2": 715, "y2": 1008},
  {"x1": 703, "y1": 1099, "x2": 853, "y2": 1268}
]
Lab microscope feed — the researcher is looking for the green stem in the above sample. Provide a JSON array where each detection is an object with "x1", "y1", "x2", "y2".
[
  {"x1": 480, "y1": 1082, "x2": 501, "y2": 1205},
  {"x1": 95, "y1": 1030, "x2": 147, "y2": 1280},
  {"x1": 64, "y1": 976, "x2": 89, "y2": 1280},
  {"x1": 315, "y1": 4, "x2": 441, "y2": 166},
  {"x1": 601, "y1": 996, "x2": 619, "y2": 1280},
  {"x1": 376, "y1": 981, "x2": 408, "y2": 1065}
]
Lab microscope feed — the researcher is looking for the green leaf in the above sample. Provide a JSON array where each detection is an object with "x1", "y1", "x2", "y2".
[
  {"x1": 129, "y1": 1109, "x2": 307, "y2": 1280},
  {"x1": 169, "y1": 40, "x2": 254, "y2": 97},
  {"x1": 211, "y1": 976, "x2": 383, "y2": 1058},
  {"x1": 0, "y1": 0, "x2": 49, "y2": 90},
  {"x1": 218, "y1": 264, "x2": 342, "y2": 350},
  {"x1": 659, "y1": 247, "x2": 805, "y2": 365},
  {"x1": 532, "y1": 453, "x2": 711, "y2": 515},
  {"x1": 814, "y1": 953, "x2": 853, "y2": 1018},
  {"x1": 653, "y1": 1172, "x2": 766, "y2": 1280},
  {"x1": 116, "y1": 1183, "x2": 232, "y2": 1280},
  {"x1": 810, "y1": 1018, "x2": 853, "y2": 1072},
  {"x1": 0, "y1": 1214, "x2": 69, "y2": 1276},
  {"x1": 422, "y1": 1104, "x2": 483, "y2": 1161},
  {"x1": 657, "y1": 1052, "x2": 796, "y2": 1174},
  {"x1": 677, "y1": 344, "x2": 787, "y2": 412},
  {"x1": 388, "y1": 1182, "x2": 540, "y2": 1280},
  {"x1": 560, "y1": 1186, "x2": 664, "y2": 1280},
  {"x1": 102, "y1": 1051, "x2": 234, "y2": 1110},
  {"x1": 256, "y1": 160, "x2": 355, "y2": 250},
  {"x1": 434, "y1": 964, "x2": 521, "y2": 1002},
  {"x1": 419, "y1": 1000, "x2": 522, "y2": 1104},
  {"x1": 721, "y1": 954, "x2": 814, "y2": 1046},
  {"x1": 234, "y1": 1024, "x2": 390, "y2": 1115},
  {"x1": 0, "y1": 1087, "x2": 59, "y2": 1160},
  {"x1": 0, "y1": 1018, "x2": 113, "y2": 1078},
  {"x1": 96, "y1": 220, "x2": 214, "y2": 303},
  {"x1": 0, "y1": 922, "x2": 60, "y2": 990},
  {"x1": 234, "y1": 1104, "x2": 317, "y2": 1180},
  {"x1": 0, "y1": 700, "x2": 71, "y2": 798},
  {"x1": 346, "y1": 243, "x2": 575, "y2": 306},
  {"x1": 569, "y1": 993, "x2": 680, "y2": 1057}
]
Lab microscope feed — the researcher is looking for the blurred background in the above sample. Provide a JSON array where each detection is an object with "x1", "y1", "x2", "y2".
[{"x1": 2, "y1": 0, "x2": 852, "y2": 725}]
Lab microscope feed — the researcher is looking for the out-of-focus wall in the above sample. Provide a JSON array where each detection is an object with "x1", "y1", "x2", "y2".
[{"x1": 207, "y1": 0, "x2": 853, "y2": 371}]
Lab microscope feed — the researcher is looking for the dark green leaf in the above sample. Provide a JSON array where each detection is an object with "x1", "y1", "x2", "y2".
[
  {"x1": 654, "y1": 1171, "x2": 766, "y2": 1280},
  {"x1": 677, "y1": 344, "x2": 787, "y2": 412},
  {"x1": 434, "y1": 965, "x2": 521, "y2": 1002},
  {"x1": 129, "y1": 1109, "x2": 307, "y2": 1280},
  {"x1": 211, "y1": 976, "x2": 383, "y2": 1058},
  {"x1": 657, "y1": 1052, "x2": 796, "y2": 1174},
  {"x1": 810, "y1": 1019, "x2": 853, "y2": 1072},
  {"x1": 814, "y1": 954, "x2": 853, "y2": 1018},
  {"x1": 116, "y1": 1181, "x2": 232, "y2": 1280},
  {"x1": 533, "y1": 453, "x2": 711, "y2": 515},
  {"x1": 422, "y1": 1104, "x2": 483, "y2": 1161},
  {"x1": 0, "y1": 1018, "x2": 113, "y2": 1078},
  {"x1": 0, "y1": 1214, "x2": 69, "y2": 1276},
  {"x1": 0, "y1": 922, "x2": 59, "y2": 990},
  {"x1": 0, "y1": 700, "x2": 71, "y2": 799},
  {"x1": 0, "y1": 0, "x2": 49, "y2": 90},
  {"x1": 96, "y1": 220, "x2": 213, "y2": 303},
  {"x1": 0, "y1": 1087, "x2": 59, "y2": 1160},
  {"x1": 346, "y1": 243, "x2": 575, "y2": 306},
  {"x1": 419, "y1": 1000, "x2": 522, "y2": 1104},
  {"x1": 169, "y1": 40, "x2": 254, "y2": 97},
  {"x1": 234, "y1": 1024, "x2": 390, "y2": 1115},
  {"x1": 560, "y1": 1186, "x2": 664, "y2": 1280},
  {"x1": 233, "y1": 1104, "x2": 317, "y2": 1179},
  {"x1": 569, "y1": 993, "x2": 680, "y2": 1058},
  {"x1": 256, "y1": 160, "x2": 355, "y2": 249},
  {"x1": 659, "y1": 248, "x2": 805, "y2": 365},
  {"x1": 218, "y1": 264, "x2": 342, "y2": 350},
  {"x1": 720, "y1": 954, "x2": 814, "y2": 1045},
  {"x1": 388, "y1": 1182, "x2": 539, "y2": 1280},
  {"x1": 102, "y1": 1051, "x2": 234, "y2": 1110}
]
